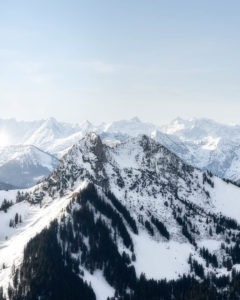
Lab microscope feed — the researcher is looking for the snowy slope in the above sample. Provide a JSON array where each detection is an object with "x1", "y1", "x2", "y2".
[
  {"x1": 24, "y1": 117, "x2": 81, "y2": 152},
  {"x1": 103, "y1": 116, "x2": 158, "y2": 136},
  {"x1": 45, "y1": 121, "x2": 103, "y2": 156},
  {"x1": 0, "y1": 117, "x2": 84, "y2": 155},
  {"x1": 0, "y1": 145, "x2": 59, "y2": 188},
  {"x1": 23, "y1": 118, "x2": 104, "y2": 157},
  {"x1": 162, "y1": 117, "x2": 240, "y2": 140},
  {"x1": 0, "y1": 185, "x2": 78, "y2": 290},
  {"x1": 0, "y1": 119, "x2": 42, "y2": 146}
]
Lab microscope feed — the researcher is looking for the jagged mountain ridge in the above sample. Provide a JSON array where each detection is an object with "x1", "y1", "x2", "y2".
[
  {"x1": 101, "y1": 117, "x2": 240, "y2": 183},
  {"x1": 1, "y1": 133, "x2": 240, "y2": 299},
  {"x1": 24, "y1": 117, "x2": 81, "y2": 154},
  {"x1": 162, "y1": 117, "x2": 240, "y2": 140},
  {"x1": 0, "y1": 118, "x2": 77, "y2": 188},
  {"x1": 1, "y1": 117, "x2": 240, "y2": 185}
]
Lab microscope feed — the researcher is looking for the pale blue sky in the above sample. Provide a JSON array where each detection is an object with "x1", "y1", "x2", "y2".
[{"x1": 1, "y1": 0, "x2": 240, "y2": 124}]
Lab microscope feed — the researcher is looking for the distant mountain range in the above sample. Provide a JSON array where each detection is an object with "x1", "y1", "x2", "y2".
[
  {"x1": 1, "y1": 116, "x2": 240, "y2": 188},
  {"x1": 161, "y1": 117, "x2": 240, "y2": 183}
]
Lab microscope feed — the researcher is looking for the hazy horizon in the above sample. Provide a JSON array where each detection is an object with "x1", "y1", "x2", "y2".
[
  {"x1": 0, "y1": 115, "x2": 239, "y2": 128},
  {"x1": 1, "y1": 1, "x2": 240, "y2": 124}
]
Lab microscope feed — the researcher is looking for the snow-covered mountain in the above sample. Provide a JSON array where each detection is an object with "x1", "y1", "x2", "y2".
[
  {"x1": 96, "y1": 117, "x2": 240, "y2": 184},
  {"x1": 23, "y1": 117, "x2": 81, "y2": 153},
  {"x1": 2, "y1": 116, "x2": 240, "y2": 187},
  {"x1": 0, "y1": 118, "x2": 96, "y2": 157},
  {"x1": 161, "y1": 118, "x2": 240, "y2": 183},
  {"x1": 0, "y1": 118, "x2": 80, "y2": 188},
  {"x1": 0, "y1": 119, "x2": 43, "y2": 145},
  {"x1": 0, "y1": 117, "x2": 80, "y2": 152},
  {"x1": 1, "y1": 134, "x2": 240, "y2": 299},
  {"x1": 0, "y1": 145, "x2": 59, "y2": 188},
  {"x1": 103, "y1": 116, "x2": 158, "y2": 136},
  {"x1": 102, "y1": 117, "x2": 240, "y2": 184},
  {"x1": 162, "y1": 117, "x2": 240, "y2": 140},
  {"x1": 24, "y1": 117, "x2": 159, "y2": 155}
]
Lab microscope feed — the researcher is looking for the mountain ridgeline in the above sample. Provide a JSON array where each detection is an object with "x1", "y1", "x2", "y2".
[
  {"x1": 1, "y1": 117, "x2": 240, "y2": 189},
  {"x1": 2, "y1": 133, "x2": 240, "y2": 299}
]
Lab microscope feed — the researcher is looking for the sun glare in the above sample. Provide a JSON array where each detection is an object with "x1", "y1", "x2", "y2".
[{"x1": 0, "y1": 130, "x2": 10, "y2": 147}]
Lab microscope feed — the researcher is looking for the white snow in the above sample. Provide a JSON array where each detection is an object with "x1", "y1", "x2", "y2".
[
  {"x1": 0, "y1": 145, "x2": 58, "y2": 170},
  {"x1": 161, "y1": 117, "x2": 240, "y2": 182},
  {"x1": 133, "y1": 232, "x2": 193, "y2": 280},
  {"x1": 165, "y1": 118, "x2": 186, "y2": 134},
  {"x1": 83, "y1": 269, "x2": 115, "y2": 300},
  {"x1": 103, "y1": 117, "x2": 158, "y2": 137},
  {"x1": 198, "y1": 239, "x2": 222, "y2": 252},
  {"x1": 212, "y1": 177, "x2": 240, "y2": 222},
  {"x1": 0, "y1": 190, "x2": 19, "y2": 206},
  {"x1": 202, "y1": 136, "x2": 220, "y2": 150}
]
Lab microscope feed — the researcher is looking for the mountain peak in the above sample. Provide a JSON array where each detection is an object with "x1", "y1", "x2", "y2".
[
  {"x1": 41, "y1": 117, "x2": 62, "y2": 133},
  {"x1": 130, "y1": 116, "x2": 141, "y2": 123},
  {"x1": 84, "y1": 132, "x2": 102, "y2": 145},
  {"x1": 76, "y1": 132, "x2": 106, "y2": 164},
  {"x1": 80, "y1": 120, "x2": 92, "y2": 128},
  {"x1": 45, "y1": 116, "x2": 58, "y2": 124},
  {"x1": 172, "y1": 116, "x2": 185, "y2": 124}
]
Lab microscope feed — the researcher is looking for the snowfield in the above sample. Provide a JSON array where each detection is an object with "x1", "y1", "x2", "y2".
[
  {"x1": 0, "y1": 190, "x2": 19, "y2": 207},
  {"x1": 212, "y1": 177, "x2": 240, "y2": 221},
  {"x1": 83, "y1": 270, "x2": 115, "y2": 300},
  {"x1": 0, "y1": 191, "x2": 71, "y2": 291},
  {"x1": 133, "y1": 232, "x2": 193, "y2": 280}
]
